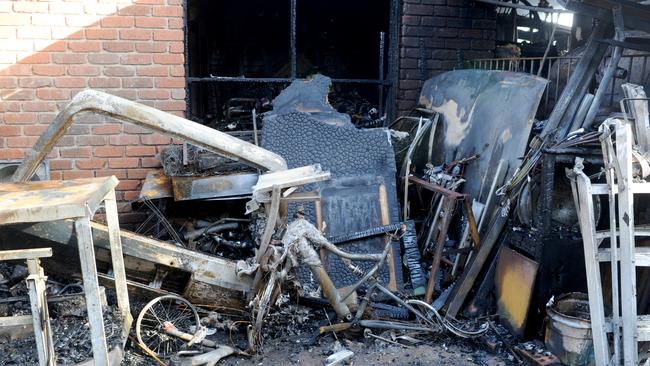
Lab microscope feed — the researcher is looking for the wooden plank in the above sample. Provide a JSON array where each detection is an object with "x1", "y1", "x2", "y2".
[
  {"x1": 603, "y1": 136, "x2": 621, "y2": 364},
  {"x1": 446, "y1": 211, "x2": 507, "y2": 318},
  {"x1": 26, "y1": 270, "x2": 55, "y2": 366},
  {"x1": 575, "y1": 169, "x2": 611, "y2": 365},
  {"x1": 74, "y1": 217, "x2": 110, "y2": 366},
  {"x1": 591, "y1": 183, "x2": 650, "y2": 195},
  {"x1": 595, "y1": 227, "x2": 650, "y2": 241},
  {"x1": 425, "y1": 197, "x2": 456, "y2": 303},
  {"x1": 103, "y1": 189, "x2": 132, "y2": 345},
  {"x1": 463, "y1": 199, "x2": 481, "y2": 249},
  {"x1": 253, "y1": 165, "x2": 331, "y2": 194},
  {"x1": 0, "y1": 177, "x2": 118, "y2": 224},
  {"x1": 615, "y1": 120, "x2": 639, "y2": 365},
  {"x1": 637, "y1": 316, "x2": 650, "y2": 342},
  {"x1": 0, "y1": 315, "x2": 32, "y2": 327},
  {"x1": 622, "y1": 83, "x2": 650, "y2": 153},
  {"x1": 0, "y1": 248, "x2": 52, "y2": 261},
  {"x1": 408, "y1": 176, "x2": 465, "y2": 199},
  {"x1": 597, "y1": 247, "x2": 650, "y2": 266},
  {"x1": 11, "y1": 220, "x2": 252, "y2": 293}
]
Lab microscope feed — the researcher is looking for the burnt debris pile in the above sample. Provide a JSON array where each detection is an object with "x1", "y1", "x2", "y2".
[{"x1": 2, "y1": 2, "x2": 650, "y2": 364}]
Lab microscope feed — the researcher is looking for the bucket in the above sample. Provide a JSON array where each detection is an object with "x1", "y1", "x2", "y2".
[{"x1": 545, "y1": 292, "x2": 595, "y2": 366}]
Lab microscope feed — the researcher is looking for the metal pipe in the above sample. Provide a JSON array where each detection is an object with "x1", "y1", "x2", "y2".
[
  {"x1": 339, "y1": 240, "x2": 393, "y2": 302},
  {"x1": 582, "y1": 6, "x2": 625, "y2": 129},
  {"x1": 475, "y1": 0, "x2": 573, "y2": 13},
  {"x1": 13, "y1": 90, "x2": 288, "y2": 182},
  {"x1": 378, "y1": 31, "x2": 385, "y2": 117},
  {"x1": 184, "y1": 222, "x2": 240, "y2": 241},
  {"x1": 252, "y1": 108, "x2": 259, "y2": 146},
  {"x1": 188, "y1": 76, "x2": 389, "y2": 84},
  {"x1": 537, "y1": 14, "x2": 559, "y2": 77},
  {"x1": 290, "y1": 0, "x2": 297, "y2": 80},
  {"x1": 306, "y1": 264, "x2": 351, "y2": 321}
]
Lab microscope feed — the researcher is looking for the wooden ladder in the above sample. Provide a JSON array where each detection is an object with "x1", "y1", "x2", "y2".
[{"x1": 569, "y1": 118, "x2": 650, "y2": 366}]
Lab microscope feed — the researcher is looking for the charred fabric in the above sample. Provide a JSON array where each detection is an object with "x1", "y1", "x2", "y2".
[{"x1": 2, "y1": 2, "x2": 650, "y2": 365}]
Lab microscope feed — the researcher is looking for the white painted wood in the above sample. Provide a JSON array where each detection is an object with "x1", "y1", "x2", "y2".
[
  {"x1": 0, "y1": 248, "x2": 52, "y2": 261},
  {"x1": 75, "y1": 217, "x2": 110, "y2": 366},
  {"x1": 605, "y1": 315, "x2": 650, "y2": 341},
  {"x1": 0, "y1": 314, "x2": 32, "y2": 327},
  {"x1": 615, "y1": 120, "x2": 638, "y2": 366},
  {"x1": 600, "y1": 131, "x2": 622, "y2": 365},
  {"x1": 597, "y1": 247, "x2": 650, "y2": 267},
  {"x1": 575, "y1": 169, "x2": 611, "y2": 365},
  {"x1": 637, "y1": 316, "x2": 650, "y2": 341},
  {"x1": 621, "y1": 83, "x2": 650, "y2": 154},
  {"x1": 25, "y1": 260, "x2": 55, "y2": 366},
  {"x1": 592, "y1": 183, "x2": 650, "y2": 195},
  {"x1": 253, "y1": 164, "x2": 330, "y2": 194}
]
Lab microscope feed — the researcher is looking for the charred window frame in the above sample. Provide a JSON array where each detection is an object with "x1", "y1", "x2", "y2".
[{"x1": 184, "y1": 0, "x2": 399, "y2": 127}]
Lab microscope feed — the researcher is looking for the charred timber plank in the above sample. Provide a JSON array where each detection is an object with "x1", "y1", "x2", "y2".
[
  {"x1": 425, "y1": 196, "x2": 456, "y2": 303},
  {"x1": 0, "y1": 177, "x2": 118, "y2": 224},
  {"x1": 75, "y1": 217, "x2": 110, "y2": 366},
  {"x1": 103, "y1": 189, "x2": 132, "y2": 344},
  {"x1": 10, "y1": 220, "x2": 252, "y2": 293},
  {"x1": 408, "y1": 176, "x2": 465, "y2": 199},
  {"x1": 446, "y1": 212, "x2": 508, "y2": 318}
]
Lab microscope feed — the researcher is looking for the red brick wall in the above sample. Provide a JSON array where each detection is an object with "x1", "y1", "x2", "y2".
[
  {"x1": 0, "y1": 0, "x2": 185, "y2": 222},
  {"x1": 397, "y1": 0, "x2": 496, "y2": 112}
]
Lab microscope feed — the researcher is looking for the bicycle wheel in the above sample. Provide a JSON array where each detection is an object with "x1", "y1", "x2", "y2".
[{"x1": 136, "y1": 295, "x2": 200, "y2": 358}]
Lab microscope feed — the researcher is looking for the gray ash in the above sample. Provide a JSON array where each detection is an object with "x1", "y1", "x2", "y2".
[{"x1": 0, "y1": 306, "x2": 123, "y2": 365}]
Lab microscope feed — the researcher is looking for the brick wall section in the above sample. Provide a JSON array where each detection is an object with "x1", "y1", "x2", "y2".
[
  {"x1": 397, "y1": 0, "x2": 497, "y2": 113},
  {"x1": 0, "y1": 0, "x2": 185, "y2": 222}
]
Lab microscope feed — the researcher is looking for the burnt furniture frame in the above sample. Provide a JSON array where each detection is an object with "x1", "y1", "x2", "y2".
[
  {"x1": 0, "y1": 177, "x2": 131, "y2": 366},
  {"x1": 0, "y1": 248, "x2": 55, "y2": 366}
]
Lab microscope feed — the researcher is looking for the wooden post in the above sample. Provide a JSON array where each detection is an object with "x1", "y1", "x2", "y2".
[
  {"x1": 25, "y1": 258, "x2": 55, "y2": 366},
  {"x1": 103, "y1": 189, "x2": 132, "y2": 343},
  {"x1": 575, "y1": 169, "x2": 611, "y2": 365},
  {"x1": 75, "y1": 216, "x2": 110, "y2": 366},
  {"x1": 615, "y1": 120, "x2": 638, "y2": 365},
  {"x1": 424, "y1": 197, "x2": 456, "y2": 303}
]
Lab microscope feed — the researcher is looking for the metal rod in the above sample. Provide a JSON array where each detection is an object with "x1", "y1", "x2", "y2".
[
  {"x1": 379, "y1": 31, "x2": 385, "y2": 117},
  {"x1": 187, "y1": 76, "x2": 388, "y2": 84},
  {"x1": 290, "y1": 0, "x2": 297, "y2": 80},
  {"x1": 475, "y1": 0, "x2": 573, "y2": 13},
  {"x1": 537, "y1": 14, "x2": 558, "y2": 77},
  {"x1": 386, "y1": 0, "x2": 399, "y2": 124},
  {"x1": 582, "y1": 6, "x2": 625, "y2": 129}
]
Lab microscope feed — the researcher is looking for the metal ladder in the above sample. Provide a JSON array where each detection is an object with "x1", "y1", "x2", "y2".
[{"x1": 569, "y1": 118, "x2": 650, "y2": 366}]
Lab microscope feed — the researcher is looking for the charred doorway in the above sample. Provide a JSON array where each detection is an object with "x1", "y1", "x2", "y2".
[{"x1": 185, "y1": 0, "x2": 398, "y2": 130}]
